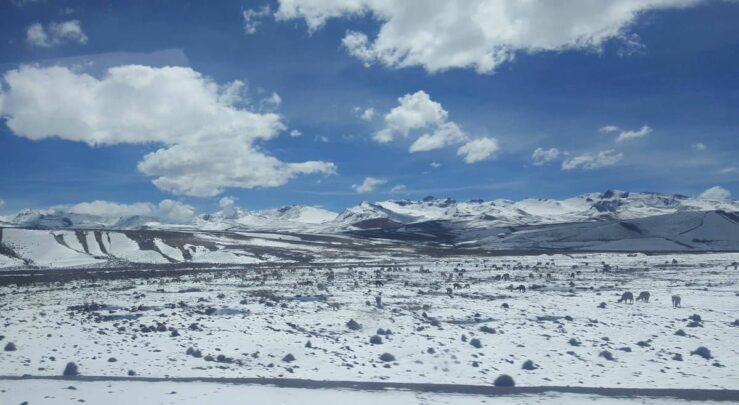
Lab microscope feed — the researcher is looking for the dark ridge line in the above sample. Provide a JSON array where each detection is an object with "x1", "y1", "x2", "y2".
[
  {"x1": 75, "y1": 230, "x2": 90, "y2": 254},
  {"x1": 1, "y1": 375, "x2": 738, "y2": 401},
  {"x1": 93, "y1": 230, "x2": 110, "y2": 255}
]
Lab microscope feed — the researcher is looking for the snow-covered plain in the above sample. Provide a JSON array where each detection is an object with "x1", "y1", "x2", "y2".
[{"x1": 1, "y1": 252, "x2": 738, "y2": 397}]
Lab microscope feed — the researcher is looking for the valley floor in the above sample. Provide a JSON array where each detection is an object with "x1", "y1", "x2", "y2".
[{"x1": 1, "y1": 252, "x2": 739, "y2": 402}]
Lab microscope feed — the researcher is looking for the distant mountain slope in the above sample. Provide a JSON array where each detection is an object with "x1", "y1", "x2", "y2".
[
  {"x1": 475, "y1": 210, "x2": 739, "y2": 251},
  {"x1": 333, "y1": 190, "x2": 739, "y2": 230},
  {"x1": 2, "y1": 208, "x2": 739, "y2": 269},
  {"x1": 346, "y1": 209, "x2": 739, "y2": 252},
  {"x1": 195, "y1": 205, "x2": 338, "y2": 231}
]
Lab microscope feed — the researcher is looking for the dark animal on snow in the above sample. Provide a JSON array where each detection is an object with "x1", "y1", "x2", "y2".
[
  {"x1": 618, "y1": 291, "x2": 634, "y2": 304},
  {"x1": 636, "y1": 291, "x2": 650, "y2": 303}
]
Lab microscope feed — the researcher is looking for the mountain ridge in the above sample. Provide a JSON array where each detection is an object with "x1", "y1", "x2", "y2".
[{"x1": 3, "y1": 190, "x2": 737, "y2": 232}]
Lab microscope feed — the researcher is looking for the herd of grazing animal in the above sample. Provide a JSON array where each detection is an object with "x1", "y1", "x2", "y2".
[
  {"x1": 617, "y1": 290, "x2": 681, "y2": 307},
  {"x1": 435, "y1": 259, "x2": 691, "y2": 309},
  {"x1": 309, "y1": 259, "x2": 696, "y2": 312},
  {"x1": 440, "y1": 259, "x2": 691, "y2": 309}
]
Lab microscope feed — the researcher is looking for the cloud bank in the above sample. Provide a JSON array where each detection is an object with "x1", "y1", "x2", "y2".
[
  {"x1": 0, "y1": 65, "x2": 336, "y2": 197},
  {"x1": 68, "y1": 199, "x2": 195, "y2": 223},
  {"x1": 275, "y1": 0, "x2": 702, "y2": 73}
]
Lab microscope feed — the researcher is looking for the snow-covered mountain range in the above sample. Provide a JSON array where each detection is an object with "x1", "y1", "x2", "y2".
[
  {"x1": 2, "y1": 191, "x2": 739, "y2": 268},
  {"x1": 3, "y1": 190, "x2": 736, "y2": 232}
]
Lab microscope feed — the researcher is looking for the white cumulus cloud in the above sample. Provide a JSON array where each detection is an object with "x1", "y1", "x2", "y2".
[
  {"x1": 375, "y1": 91, "x2": 447, "y2": 143},
  {"x1": 375, "y1": 90, "x2": 498, "y2": 163},
  {"x1": 692, "y1": 142, "x2": 707, "y2": 151},
  {"x1": 409, "y1": 122, "x2": 467, "y2": 153},
  {"x1": 561, "y1": 150, "x2": 623, "y2": 171},
  {"x1": 457, "y1": 137, "x2": 499, "y2": 164},
  {"x1": 360, "y1": 107, "x2": 375, "y2": 121},
  {"x1": 599, "y1": 125, "x2": 620, "y2": 134},
  {"x1": 390, "y1": 184, "x2": 407, "y2": 194},
  {"x1": 218, "y1": 196, "x2": 236, "y2": 208},
  {"x1": 26, "y1": 20, "x2": 88, "y2": 47},
  {"x1": 615, "y1": 125, "x2": 652, "y2": 142},
  {"x1": 531, "y1": 147, "x2": 561, "y2": 165},
  {"x1": 699, "y1": 186, "x2": 731, "y2": 201},
  {"x1": 353, "y1": 177, "x2": 386, "y2": 193},
  {"x1": 0, "y1": 65, "x2": 336, "y2": 197},
  {"x1": 274, "y1": 0, "x2": 702, "y2": 73},
  {"x1": 243, "y1": 5, "x2": 272, "y2": 35}
]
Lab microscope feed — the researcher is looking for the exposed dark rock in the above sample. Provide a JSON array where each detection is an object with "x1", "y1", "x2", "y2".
[
  {"x1": 691, "y1": 346, "x2": 712, "y2": 360},
  {"x1": 493, "y1": 374, "x2": 515, "y2": 387},
  {"x1": 379, "y1": 352, "x2": 395, "y2": 362},
  {"x1": 63, "y1": 362, "x2": 79, "y2": 376},
  {"x1": 522, "y1": 360, "x2": 538, "y2": 370},
  {"x1": 346, "y1": 319, "x2": 362, "y2": 331},
  {"x1": 599, "y1": 351, "x2": 615, "y2": 361}
]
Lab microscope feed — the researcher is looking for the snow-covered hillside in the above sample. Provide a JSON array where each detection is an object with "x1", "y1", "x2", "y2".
[{"x1": 0, "y1": 227, "x2": 423, "y2": 269}]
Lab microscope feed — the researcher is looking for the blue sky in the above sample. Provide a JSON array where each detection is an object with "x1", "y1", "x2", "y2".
[{"x1": 0, "y1": 0, "x2": 738, "y2": 215}]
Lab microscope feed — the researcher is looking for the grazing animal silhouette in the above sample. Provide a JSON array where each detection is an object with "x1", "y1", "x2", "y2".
[
  {"x1": 453, "y1": 283, "x2": 462, "y2": 289},
  {"x1": 502, "y1": 273, "x2": 510, "y2": 281},
  {"x1": 446, "y1": 287, "x2": 453, "y2": 297},
  {"x1": 636, "y1": 291, "x2": 650, "y2": 302},
  {"x1": 618, "y1": 291, "x2": 634, "y2": 304},
  {"x1": 328, "y1": 302, "x2": 341, "y2": 310},
  {"x1": 516, "y1": 284, "x2": 526, "y2": 293},
  {"x1": 672, "y1": 295, "x2": 681, "y2": 308}
]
